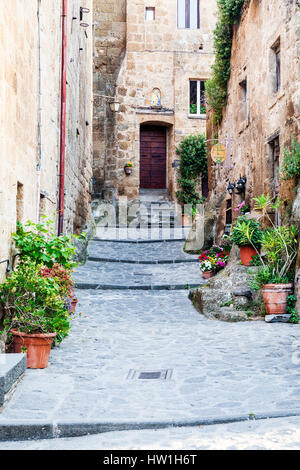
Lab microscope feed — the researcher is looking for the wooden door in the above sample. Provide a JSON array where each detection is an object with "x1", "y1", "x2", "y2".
[{"x1": 140, "y1": 126, "x2": 167, "y2": 189}]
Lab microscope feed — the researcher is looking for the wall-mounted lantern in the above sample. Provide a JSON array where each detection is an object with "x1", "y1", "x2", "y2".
[
  {"x1": 227, "y1": 182, "x2": 236, "y2": 196},
  {"x1": 236, "y1": 176, "x2": 247, "y2": 193},
  {"x1": 109, "y1": 101, "x2": 120, "y2": 113},
  {"x1": 80, "y1": 6, "x2": 90, "y2": 27}
]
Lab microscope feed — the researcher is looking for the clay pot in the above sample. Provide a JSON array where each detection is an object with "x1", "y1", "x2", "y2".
[
  {"x1": 70, "y1": 296, "x2": 78, "y2": 314},
  {"x1": 240, "y1": 245, "x2": 257, "y2": 266},
  {"x1": 182, "y1": 214, "x2": 191, "y2": 226},
  {"x1": 11, "y1": 329, "x2": 56, "y2": 369},
  {"x1": 202, "y1": 271, "x2": 214, "y2": 279},
  {"x1": 262, "y1": 283, "x2": 293, "y2": 315}
]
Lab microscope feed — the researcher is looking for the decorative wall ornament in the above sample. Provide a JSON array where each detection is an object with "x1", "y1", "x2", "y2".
[{"x1": 151, "y1": 88, "x2": 162, "y2": 107}]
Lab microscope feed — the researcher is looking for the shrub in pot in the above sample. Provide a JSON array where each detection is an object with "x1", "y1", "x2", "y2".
[
  {"x1": 12, "y1": 217, "x2": 84, "y2": 270},
  {"x1": 0, "y1": 262, "x2": 71, "y2": 368},
  {"x1": 12, "y1": 218, "x2": 81, "y2": 313},
  {"x1": 249, "y1": 194, "x2": 298, "y2": 315},
  {"x1": 230, "y1": 216, "x2": 263, "y2": 265}
]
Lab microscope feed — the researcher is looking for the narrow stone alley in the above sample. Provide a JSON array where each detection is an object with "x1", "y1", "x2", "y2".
[{"x1": 1, "y1": 233, "x2": 300, "y2": 443}]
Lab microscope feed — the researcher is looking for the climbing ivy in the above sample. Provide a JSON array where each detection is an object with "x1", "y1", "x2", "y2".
[
  {"x1": 175, "y1": 134, "x2": 207, "y2": 208},
  {"x1": 205, "y1": 0, "x2": 246, "y2": 125}
]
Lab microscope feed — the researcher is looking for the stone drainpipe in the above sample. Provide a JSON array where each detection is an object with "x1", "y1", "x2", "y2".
[
  {"x1": 36, "y1": 0, "x2": 42, "y2": 221},
  {"x1": 58, "y1": 0, "x2": 68, "y2": 235}
]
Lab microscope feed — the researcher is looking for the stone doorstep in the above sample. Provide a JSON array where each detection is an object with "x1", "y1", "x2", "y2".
[{"x1": 0, "y1": 354, "x2": 27, "y2": 408}]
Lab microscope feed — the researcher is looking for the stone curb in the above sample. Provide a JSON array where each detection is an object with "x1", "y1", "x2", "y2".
[
  {"x1": 1, "y1": 410, "x2": 300, "y2": 441},
  {"x1": 88, "y1": 257, "x2": 199, "y2": 264},
  {"x1": 92, "y1": 238, "x2": 187, "y2": 244},
  {"x1": 75, "y1": 283, "x2": 201, "y2": 291}
]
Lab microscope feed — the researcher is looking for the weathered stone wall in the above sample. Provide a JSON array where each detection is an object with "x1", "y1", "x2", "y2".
[
  {"x1": 93, "y1": 0, "x2": 217, "y2": 200},
  {"x1": 0, "y1": 0, "x2": 93, "y2": 285},
  {"x1": 93, "y1": 0, "x2": 127, "y2": 195},
  {"x1": 207, "y1": 0, "x2": 300, "y2": 241}
]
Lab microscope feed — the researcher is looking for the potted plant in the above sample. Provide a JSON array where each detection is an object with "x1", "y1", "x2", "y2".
[
  {"x1": 40, "y1": 264, "x2": 77, "y2": 314},
  {"x1": 0, "y1": 262, "x2": 71, "y2": 369},
  {"x1": 12, "y1": 218, "x2": 81, "y2": 313},
  {"x1": 199, "y1": 245, "x2": 231, "y2": 277},
  {"x1": 124, "y1": 161, "x2": 133, "y2": 175},
  {"x1": 200, "y1": 259, "x2": 215, "y2": 279},
  {"x1": 230, "y1": 216, "x2": 263, "y2": 266},
  {"x1": 249, "y1": 194, "x2": 298, "y2": 315}
]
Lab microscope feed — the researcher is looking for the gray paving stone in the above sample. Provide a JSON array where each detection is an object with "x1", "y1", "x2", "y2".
[{"x1": 1, "y1": 236, "x2": 300, "y2": 444}]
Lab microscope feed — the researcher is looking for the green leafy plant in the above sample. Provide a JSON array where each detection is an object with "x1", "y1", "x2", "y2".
[
  {"x1": 230, "y1": 216, "x2": 263, "y2": 248},
  {"x1": 189, "y1": 104, "x2": 206, "y2": 115},
  {"x1": 175, "y1": 134, "x2": 207, "y2": 209},
  {"x1": 205, "y1": 0, "x2": 246, "y2": 124},
  {"x1": 280, "y1": 139, "x2": 300, "y2": 180},
  {"x1": 0, "y1": 261, "x2": 71, "y2": 344},
  {"x1": 248, "y1": 194, "x2": 298, "y2": 288},
  {"x1": 12, "y1": 218, "x2": 84, "y2": 270},
  {"x1": 286, "y1": 295, "x2": 299, "y2": 324},
  {"x1": 249, "y1": 266, "x2": 292, "y2": 291}
]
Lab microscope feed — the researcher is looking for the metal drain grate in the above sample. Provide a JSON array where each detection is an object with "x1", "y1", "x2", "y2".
[{"x1": 126, "y1": 369, "x2": 173, "y2": 380}]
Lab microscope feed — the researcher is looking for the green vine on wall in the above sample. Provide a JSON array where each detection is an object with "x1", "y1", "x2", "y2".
[
  {"x1": 280, "y1": 139, "x2": 300, "y2": 181},
  {"x1": 175, "y1": 134, "x2": 207, "y2": 209},
  {"x1": 205, "y1": 0, "x2": 246, "y2": 125}
]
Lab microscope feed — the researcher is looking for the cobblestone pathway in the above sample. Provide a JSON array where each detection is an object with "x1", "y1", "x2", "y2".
[{"x1": 0, "y1": 236, "x2": 300, "y2": 442}]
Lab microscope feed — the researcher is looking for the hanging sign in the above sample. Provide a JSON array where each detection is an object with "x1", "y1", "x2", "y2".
[{"x1": 211, "y1": 143, "x2": 226, "y2": 164}]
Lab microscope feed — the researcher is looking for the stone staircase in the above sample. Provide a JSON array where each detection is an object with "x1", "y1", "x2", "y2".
[{"x1": 92, "y1": 189, "x2": 191, "y2": 241}]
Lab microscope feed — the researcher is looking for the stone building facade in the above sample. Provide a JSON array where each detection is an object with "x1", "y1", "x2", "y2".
[
  {"x1": 0, "y1": 0, "x2": 93, "y2": 283},
  {"x1": 206, "y1": 0, "x2": 300, "y2": 238},
  {"x1": 93, "y1": 0, "x2": 217, "y2": 201},
  {"x1": 205, "y1": 0, "x2": 300, "y2": 310}
]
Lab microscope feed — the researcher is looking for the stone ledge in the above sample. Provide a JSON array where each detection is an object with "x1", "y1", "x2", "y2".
[
  {"x1": 1, "y1": 411, "x2": 300, "y2": 442},
  {"x1": 0, "y1": 354, "x2": 26, "y2": 407}
]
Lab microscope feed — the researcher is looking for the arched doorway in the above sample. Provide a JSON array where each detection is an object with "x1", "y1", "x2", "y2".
[{"x1": 140, "y1": 124, "x2": 167, "y2": 189}]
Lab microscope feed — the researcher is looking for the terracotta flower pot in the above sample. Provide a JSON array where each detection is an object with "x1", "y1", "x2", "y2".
[
  {"x1": 11, "y1": 329, "x2": 56, "y2": 369},
  {"x1": 182, "y1": 214, "x2": 191, "y2": 226},
  {"x1": 262, "y1": 283, "x2": 293, "y2": 315},
  {"x1": 202, "y1": 271, "x2": 214, "y2": 279},
  {"x1": 70, "y1": 296, "x2": 78, "y2": 314},
  {"x1": 240, "y1": 245, "x2": 257, "y2": 266}
]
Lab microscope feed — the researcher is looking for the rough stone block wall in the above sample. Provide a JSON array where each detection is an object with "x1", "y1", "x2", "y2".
[
  {"x1": 207, "y1": 0, "x2": 300, "y2": 240},
  {"x1": 93, "y1": 0, "x2": 217, "y2": 200},
  {"x1": 0, "y1": 0, "x2": 93, "y2": 287}
]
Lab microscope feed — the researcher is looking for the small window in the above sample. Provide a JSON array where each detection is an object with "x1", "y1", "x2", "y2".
[
  {"x1": 271, "y1": 39, "x2": 280, "y2": 93},
  {"x1": 239, "y1": 79, "x2": 248, "y2": 122},
  {"x1": 16, "y1": 182, "x2": 24, "y2": 224},
  {"x1": 189, "y1": 80, "x2": 206, "y2": 115},
  {"x1": 268, "y1": 136, "x2": 281, "y2": 225},
  {"x1": 178, "y1": 0, "x2": 200, "y2": 29},
  {"x1": 145, "y1": 7, "x2": 155, "y2": 21}
]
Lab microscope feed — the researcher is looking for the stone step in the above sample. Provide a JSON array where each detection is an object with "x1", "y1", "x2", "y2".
[
  {"x1": 73, "y1": 259, "x2": 204, "y2": 291},
  {"x1": 0, "y1": 354, "x2": 26, "y2": 408},
  {"x1": 93, "y1": 226, "x2": 191, "y2": 241}
]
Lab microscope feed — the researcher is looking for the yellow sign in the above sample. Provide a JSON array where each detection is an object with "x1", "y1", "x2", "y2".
[{"x1": 211, "y1": 143, "x2": 226, "y2": 164}]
